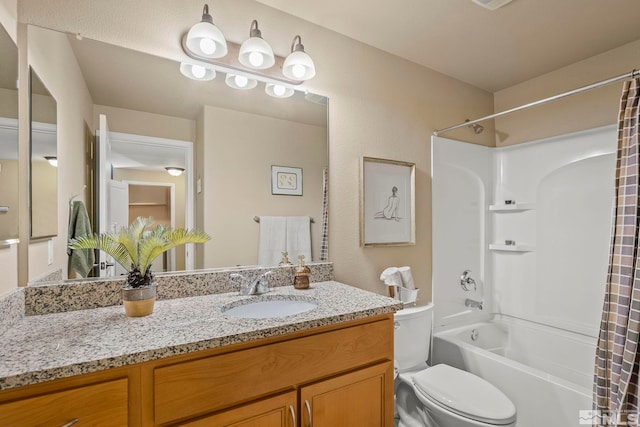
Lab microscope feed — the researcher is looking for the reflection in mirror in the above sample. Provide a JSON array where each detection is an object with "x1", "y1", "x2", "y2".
[
  {"x1": 0, "y1": 24, "x2": 19, "y2": 244},
  {"x1": 27, "y1": 29, "x2": 328, "y2": 280},
  {"x1": 29, "y1": 69, "x2": 58, "y2": 239}
]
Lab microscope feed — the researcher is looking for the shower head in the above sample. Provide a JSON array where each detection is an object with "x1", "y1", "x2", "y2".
[{"x1": 465, "y1": 119, "x2": 484, "y2": 134}]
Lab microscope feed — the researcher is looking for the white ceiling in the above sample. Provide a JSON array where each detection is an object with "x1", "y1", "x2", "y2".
[{"x1": 257, "y1": 0, "x2": 640, "y2": 92}]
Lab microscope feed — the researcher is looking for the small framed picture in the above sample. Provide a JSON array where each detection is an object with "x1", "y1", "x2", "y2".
[
  {"x1": 272, "y1": 165, "x2": 303, "y2": 196},
  {"x1": 360, "y1": 156, "x2": 416, "y2": 246}
]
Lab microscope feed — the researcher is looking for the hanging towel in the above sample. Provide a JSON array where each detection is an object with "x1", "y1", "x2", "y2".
[
  {"x1": 67, "y1": 200, "x2": 95, "y2": 277},
  {"x1": 286, "y1": 216, "x2": 312, "y2": 263},
  {"x1": 258, "y1": 216, "x2": 287, "y2": 266}
]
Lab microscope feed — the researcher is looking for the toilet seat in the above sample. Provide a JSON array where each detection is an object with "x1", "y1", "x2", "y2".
[{"x1": 412, "y1": 364, "x2": 517, "y2": 425}]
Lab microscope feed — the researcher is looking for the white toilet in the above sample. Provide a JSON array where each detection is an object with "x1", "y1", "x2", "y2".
[{"x1": 394, "y1": 304, "x2": 516, "y2": 427}]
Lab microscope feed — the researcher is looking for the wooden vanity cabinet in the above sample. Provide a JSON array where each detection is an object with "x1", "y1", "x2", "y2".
[
  {"x1": 177, "y1": 391, "x2": 297, "y2": 427},
  {"x1": 0, "y1": 366, "x2": 137, "y2": 426},
  {"x1": 0, "y1": 314, "x2": 394, "y2": 427},
  {"x1": 300, "y1": 362, "x2": 392, "y2": 427}
]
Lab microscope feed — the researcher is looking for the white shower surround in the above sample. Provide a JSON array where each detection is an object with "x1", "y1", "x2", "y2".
[
  {"x1": 432, "y1": 126, "x2": 617, "y2": 427},
  {"x1": 431, "y1": 124, "x2": 617, "y2": 337},
  {"x1": 431, "y1": 125, "x2": 617, "y2": 426}
]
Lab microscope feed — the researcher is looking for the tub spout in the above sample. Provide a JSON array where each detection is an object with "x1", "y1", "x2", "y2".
[{"x1": 465, "y1": 298, "x2": 483, "y2": 310}]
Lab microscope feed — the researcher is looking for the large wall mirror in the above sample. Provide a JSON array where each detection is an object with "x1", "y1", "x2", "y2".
[
  {"x1": 27, "y1": 27, "x2": 328, "y2": 281},
  {"x1": 0, "y1": 23, "x2": 19, "y2": 244},
  {"x1": 29, "y1": 69, "x2": 58, "y2": 239}
]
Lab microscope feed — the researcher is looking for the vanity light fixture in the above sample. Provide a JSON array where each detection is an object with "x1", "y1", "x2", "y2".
[
  {"x1": 179, "y1": 62, "x2": 216, "y2": 81},
  {"x1": 238, "y1": 20, "x2": 275, "y2": 70},
  {"x1": 181, "y1": 4, "x2": 316, "y2": 86},
  {"x1": 185, "y1": 4, "x2": 227, "y2": 59},
  {"x1": 225, "y1": 73, "x2": 257, "y2": 90},
  {"x1": 165, "y1": 167, "x2": 185, "y2": 177},
  {"x1": 44, "y1": 156, "x2": 58, "y2": 167},
  {"x1": 265, "y1": 83, "x2": 294, "y2": 98},
  {"x1": 282, "y1": 35, "x2": 316, "y2": 81}
]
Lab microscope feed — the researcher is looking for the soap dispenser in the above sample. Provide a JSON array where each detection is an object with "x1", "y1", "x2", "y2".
[{"x1": 293, "y1": 255, "x2": 311, "y2": 289}]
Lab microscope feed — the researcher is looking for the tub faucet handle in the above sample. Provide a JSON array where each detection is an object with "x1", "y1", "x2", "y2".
[{"x1": 460, "y1": 270, "x2": 477, "y2": 291}]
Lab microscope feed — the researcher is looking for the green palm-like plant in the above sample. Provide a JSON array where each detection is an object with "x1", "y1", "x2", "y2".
[{"x1": 69, "y1": 217, "x2": 211, "y2": 288}]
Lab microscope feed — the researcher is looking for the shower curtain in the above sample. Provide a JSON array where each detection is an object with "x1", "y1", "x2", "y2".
[
  {"x1": 320, "y1": 166, "x2": 329, "y2": 261},
  {"x1": 595, "y1": 77, "x2": 640, "y2": 425}
]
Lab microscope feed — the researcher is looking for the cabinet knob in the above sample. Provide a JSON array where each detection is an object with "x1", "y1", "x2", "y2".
[{"x1": 61, "y1": 419, "x2": 79, "y2": 427}]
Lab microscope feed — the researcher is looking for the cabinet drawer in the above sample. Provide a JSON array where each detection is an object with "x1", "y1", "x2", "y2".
[
  {"x1": 177, "y1": 391, "x2": 296, "y2": 427},
  {"x1": 154, "y1": 317, "x2": 392, "y2": 425},
  {"x1": 0, "y1": 378, "x2": 128, "y2": 427}
]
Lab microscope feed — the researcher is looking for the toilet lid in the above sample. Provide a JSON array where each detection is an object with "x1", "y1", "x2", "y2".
[{"x1": 412, "y1": 364, "x2": 516, "y2": 425}]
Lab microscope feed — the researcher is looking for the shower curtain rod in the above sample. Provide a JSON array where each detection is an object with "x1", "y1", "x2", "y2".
[{"x1": 433, "y1": 68, "x2": 640, "y2": 136}]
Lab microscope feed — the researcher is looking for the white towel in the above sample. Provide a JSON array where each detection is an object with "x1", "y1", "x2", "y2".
[
  {"x1": 286, "y1": 216, "x2": 312, "y2": 263},
  {"x1": 258, "y1": 216, "x2": 287, "y2": 266},
  {"x1": 398, "y1": 266, "x2": 415, "y2": 290},
  {"x1": 380, "y1": 267, "x2": 403, "y2": 288}
]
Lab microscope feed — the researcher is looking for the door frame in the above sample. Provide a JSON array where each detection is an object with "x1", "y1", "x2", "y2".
[{"x1": 106, "y1": 131, "x2": 195, "y2": 270}]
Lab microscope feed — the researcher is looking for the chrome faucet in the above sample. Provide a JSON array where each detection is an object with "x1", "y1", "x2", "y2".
[
  {"x1": 465, "y1": 298, "x2": 483, "y2": 310},
  {"x1": 231, "y1": 271, "x2": 273, "y2": 295}
]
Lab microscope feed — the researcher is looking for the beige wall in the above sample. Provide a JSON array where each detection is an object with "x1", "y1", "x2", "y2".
[
  {"x1": 93, "y1": 105, "x2": 195, "y2": 143},
  {"x1": 0, "y1": 87, "x2": 18, "y2": 118},
  {"x1": 0, "y1": 0, "x2": 16, "y2": 42},
  {"x1": 494, "y1": 39, "x2": 640, "y2": 147},
  {"x1": 200, "y1": 105, "x2": 327, "y2": 267},
  {"x1": 26, "y1": 25, "x2": 93, "y2": 282}
]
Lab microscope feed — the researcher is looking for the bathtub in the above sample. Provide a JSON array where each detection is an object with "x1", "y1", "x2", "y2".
[{"x1": 432, "y1": 315, "x2": 595, "y2": 427}]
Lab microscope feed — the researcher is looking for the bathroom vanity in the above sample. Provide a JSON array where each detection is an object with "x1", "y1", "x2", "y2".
[{"x1": 0, "y1": 275, "x2": 400, "y2": 426}]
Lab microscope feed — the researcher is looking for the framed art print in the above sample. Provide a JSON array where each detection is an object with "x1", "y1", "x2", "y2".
[
  {"x1": 272, "y1": 165, "x2": 303, "y2": 196},
  {"x1": 360, "y1": 156, "x2": 416, "y2": 246}
]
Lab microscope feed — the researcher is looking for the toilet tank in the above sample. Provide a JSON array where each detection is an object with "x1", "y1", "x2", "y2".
[{"x1": 394, "y1": 303, "x2": 433, "y2": 371}]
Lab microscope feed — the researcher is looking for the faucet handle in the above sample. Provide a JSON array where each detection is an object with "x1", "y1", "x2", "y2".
[
  {"x1": 460, "y1": 270, "x2": 477, "y2": 292},
  {"x1": 256, "y1": 271, "x2": 273, "y2": 293},
  {"x1": 230, "y1": 273, "x2": 246, "y2": 281}
]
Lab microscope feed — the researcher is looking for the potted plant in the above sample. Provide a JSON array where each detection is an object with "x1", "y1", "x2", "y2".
[{"x1": 69, "y1": 216, "x2": 210, "y2": 317}]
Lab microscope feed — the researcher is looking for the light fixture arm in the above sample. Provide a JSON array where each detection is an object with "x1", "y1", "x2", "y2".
[
  {"x1": 249, "y1": 19, "x2": 261, "y2": 38},
  {"x1": 290, "y1": 35, "x2": 304, "y2": 52},
  {"x1": 201, "y1": 4, "x2": 213, "y2": 24}
]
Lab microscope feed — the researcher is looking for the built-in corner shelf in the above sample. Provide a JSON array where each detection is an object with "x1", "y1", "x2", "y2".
[
  {"x1": 489, "y1": 243, "x2": 535, "y2": 252},
  {"x1": 489, "y1": 202, "x2": 536, "y2": 212}
]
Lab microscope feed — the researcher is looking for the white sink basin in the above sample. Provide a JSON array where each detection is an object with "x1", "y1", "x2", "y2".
[{"x1": 222, "y1": 298, "x2": 317, "y2": 319}]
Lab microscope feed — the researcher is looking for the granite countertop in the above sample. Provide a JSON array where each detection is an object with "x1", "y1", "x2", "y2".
[{"x1": 0, "y1": 281, "x2": 402, "y2": 391}]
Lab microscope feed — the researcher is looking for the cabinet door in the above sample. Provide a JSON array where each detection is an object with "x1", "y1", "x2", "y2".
[
  {"x1": 179, "y1": 391, "x2": 297, "y2": 427},
  {"x1": 0, "y1": 378, "x2": 128, "y2": 427},
  {"x1": 300, "y1": 362, "x2": 393, "y2": 427}
]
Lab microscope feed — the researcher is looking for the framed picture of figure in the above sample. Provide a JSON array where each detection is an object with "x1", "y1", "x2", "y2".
[{"x1": 360, "y1": 156, "x2": 416, "y2": 247}]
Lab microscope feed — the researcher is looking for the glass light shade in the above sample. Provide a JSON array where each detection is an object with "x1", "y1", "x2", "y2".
[
  {"x1": 225, "y1": 73, "x2": 257, "y2": 90},
  {"x1": 165, "y1": 167, "x2": 185, "y2": 177},
  {"x1": 283, "y1": 50, "x2": 316, "y2": 81},
  {"x1": 44, "y1": 156, "x2": 58, "y2": 167},
  {"x1": 238, "y1": 37, "x2": 275, "y2": 70},
  {"x1": 185, "y1": 21, "x2": 228, "y2": 59},
  {"x1": 179, "y1": 62, "x2": 216, "y2": 81},
  {"x1": 265, "y1": 83, "x2": 294, "y2": 98}
]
